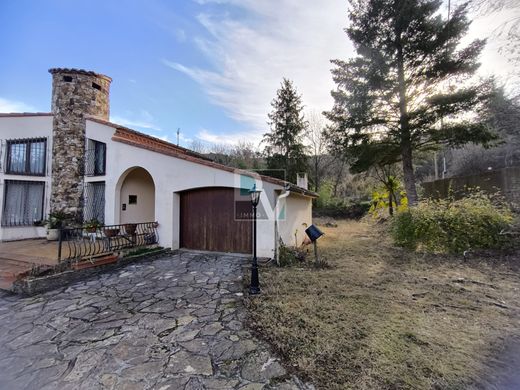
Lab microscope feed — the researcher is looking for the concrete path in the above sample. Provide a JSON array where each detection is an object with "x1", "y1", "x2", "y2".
[{"x1": 0, "y1": 252, "x2": 311, "y2": 390}]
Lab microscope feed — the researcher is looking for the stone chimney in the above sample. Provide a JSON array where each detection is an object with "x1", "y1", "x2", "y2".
[{"x1": 48, "y1": 68, "x2": 112, "y2": 222}]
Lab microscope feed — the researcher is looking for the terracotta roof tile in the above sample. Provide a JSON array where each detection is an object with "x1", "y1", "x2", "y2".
[
  {"x1": 0, "y1": 112, "x2": 53, "y2": 118},
  {"x1": 48, "y1": 68, "x2": 112, "y2": 82}
]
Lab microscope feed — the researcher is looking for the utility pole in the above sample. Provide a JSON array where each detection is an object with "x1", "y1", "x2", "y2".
[{"x1": 177, "y1": 128, "x2": 180, "y2": 146}]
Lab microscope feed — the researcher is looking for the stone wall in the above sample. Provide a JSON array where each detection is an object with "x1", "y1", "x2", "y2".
[{"x1": 49, "y1": 68, "x2": 111, "y2": 222}]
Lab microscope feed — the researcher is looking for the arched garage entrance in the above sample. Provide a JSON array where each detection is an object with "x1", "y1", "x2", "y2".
[
  {"x1": 118, "y1": 167, "x2": 155, "y2": 224},
  {"x1": 180, "y1": 187, "x2": 252, "y2": 254}
]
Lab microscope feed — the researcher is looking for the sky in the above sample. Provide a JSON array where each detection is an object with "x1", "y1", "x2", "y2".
[{"x1": 0, "y1": 0, "x2": 517, "y2": 149}]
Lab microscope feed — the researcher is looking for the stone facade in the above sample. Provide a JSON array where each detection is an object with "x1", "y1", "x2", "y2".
[{"x1": 49, "y1": 68, "x2": 111, "y2": 221}]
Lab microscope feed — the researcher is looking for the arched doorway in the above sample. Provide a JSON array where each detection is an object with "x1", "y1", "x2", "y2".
[{"x1": 118, "y1": 167, "x2": 155, "y2": 224}]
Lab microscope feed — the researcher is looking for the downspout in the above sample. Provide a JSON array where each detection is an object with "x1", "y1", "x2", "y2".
[{"x1": 274, "y1": 184, "x2": 291, "y2": 266}]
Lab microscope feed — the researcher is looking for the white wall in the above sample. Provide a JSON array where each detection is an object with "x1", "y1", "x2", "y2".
[
  {"x1": 119, "y1": 167, "x2": 155, "y2": 224},
  {"x1": 0, "y1": 117, "x2": 314, "y2": 257},
  {"x1": 86, "y1": 120, "x2": 298, "y2": 257},
  {"x1": 0, "y1": 116, "x2": 53, "y2": 241},
  {"x1": 278, "y1": 192, "x2": 313, "y2": 247}
]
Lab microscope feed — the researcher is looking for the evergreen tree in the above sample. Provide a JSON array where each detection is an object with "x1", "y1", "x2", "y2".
[
  {"x1": 325, "y1": 0, "x2": 497, "y2": 205},
  {"x1": 264, "y1": 78, "x2": 308, "y2": 184}
]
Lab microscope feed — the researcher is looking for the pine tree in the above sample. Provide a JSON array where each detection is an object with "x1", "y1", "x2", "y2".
[
  {"x1": 325, "y1": 0, "x2": 497, "y2": 205},
  {"x1": 264, "y1": 78, "x2": 308, "y2": 184}
]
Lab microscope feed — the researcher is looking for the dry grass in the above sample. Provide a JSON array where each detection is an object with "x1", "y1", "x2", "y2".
[{"x1": 246, "y1": 220, "x2": 520, "y2": 389}]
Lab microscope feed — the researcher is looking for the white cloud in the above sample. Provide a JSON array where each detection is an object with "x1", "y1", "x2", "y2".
[
  {"x1": 196, "y1": 128, "x2": 261, "y2": 146},
  {"x1": 111, "y1": 110, "x2": 163, "y2": 132},
  {"x1": 165, "y1": 0, "x2": 355, "y2": 133},
  {"x1": 164, "y1": 0, "x2": 516, "y2": 138},
  {"x1": 0, "y1": 97, "x2": 35, "y2": 113}
]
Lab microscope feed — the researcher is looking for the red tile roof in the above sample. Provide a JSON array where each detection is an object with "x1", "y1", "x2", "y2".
[
  {"x1": 48, "y1": 68, "x2": 112, "y2": 82},
  {"x1": 0, "y1": 112, "x2": 53, "y2": 118}
]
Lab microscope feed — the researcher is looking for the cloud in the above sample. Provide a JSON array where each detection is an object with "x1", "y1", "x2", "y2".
[
  {"x1": 164, "y1": 0, "x2": 354, "y2": 133},
  {"x1": 196, "y1": 128, "x2": 261, "y2": 146},
  {"x1": 0, "y1": 97, "x2": 35, "y2": 113},
  {"x1": 111, "y1": 110, "x2": 163, "y2": 132},
  {"x1": 164, "y1": 0, "x2": 516, "y2": 137}
]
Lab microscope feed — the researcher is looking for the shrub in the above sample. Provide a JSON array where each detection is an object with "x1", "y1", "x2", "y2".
[
  {"x1": 392, "y1": 193, "x2": 513, "y2": 254},
  {"x1": 278, "y1": 240, "x2": 306, "y2": 267},
  {"x1": 314, "y1": 200, "x2": 371, "y2": 219}
]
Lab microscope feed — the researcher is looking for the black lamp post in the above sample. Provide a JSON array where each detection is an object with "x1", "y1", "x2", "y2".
[{"x1": 248, "y1": 184, "x2": 262, "y2": 295}]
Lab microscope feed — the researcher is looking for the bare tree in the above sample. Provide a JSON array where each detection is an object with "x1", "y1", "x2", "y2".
[
  {"x1": 189, "y1": 139, "x2": 209, "y2": 154},
  {"x1": 305, "y1": 110, "x2": 329, "y2": 192},
  {"x1": 467, "y1": 0, "x2": 520, "y2": 90},
  {"x1": 231, "y1": 141, "x2": 262, "y2": 169}
]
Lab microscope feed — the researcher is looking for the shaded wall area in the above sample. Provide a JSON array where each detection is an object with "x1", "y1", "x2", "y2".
[{"x1": 421, "y1": 167, "x2": 520, "y2": 205}]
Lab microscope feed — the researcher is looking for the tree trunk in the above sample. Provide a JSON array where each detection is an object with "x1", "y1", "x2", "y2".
[
  {"x1": 388, "y1": 189, "x2": 394, "y2": 216},
  {"x1": 314, "y1": 155, "x2": 319, "y2": 192},
  {"x1": 396, "y1": 32, "x2": 419, "y2": 206},
  {"x1": 401, "y1": 143, "x2": 418, "y2": 205},
  {"x1": 332, "y1": 160, "x2": 345, "y2": 198}
]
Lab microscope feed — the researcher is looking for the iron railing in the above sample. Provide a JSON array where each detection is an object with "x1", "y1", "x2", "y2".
[{"x1": 58, "y1": 221, "x2": 159, "y2": 261}]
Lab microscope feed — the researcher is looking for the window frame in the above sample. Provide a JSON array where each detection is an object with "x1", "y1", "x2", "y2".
[
  {"x1": 84, "y1": 181, "x2": 106, "y2": 223},
  {"x1": 5, "y1": 138, "x2": 47, "y2": 176},
  {"x1": 86, "y1": 139, "x2": 106, "y2": 176},
  {"x1": 1, "y1": 180, "x2": 46, "y2": 227}
]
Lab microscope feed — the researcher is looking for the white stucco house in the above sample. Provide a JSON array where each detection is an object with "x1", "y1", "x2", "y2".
[{"x1": 0, "y1": 68, "x2": 316, "y2": 259}]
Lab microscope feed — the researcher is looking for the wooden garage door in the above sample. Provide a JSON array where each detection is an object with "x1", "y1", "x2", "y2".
[{"x1": 180, "y1": 187, "x2": 252, "y2": 254}]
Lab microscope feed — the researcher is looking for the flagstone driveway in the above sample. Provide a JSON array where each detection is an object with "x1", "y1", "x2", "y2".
[{"x1": 0, "y1": 252, "x2": 311, "y2": 390}]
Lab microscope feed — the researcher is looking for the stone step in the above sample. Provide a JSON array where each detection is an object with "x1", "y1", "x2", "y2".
[{"x1": 0, "y1": 259, "x2": 35, "y2": 291}]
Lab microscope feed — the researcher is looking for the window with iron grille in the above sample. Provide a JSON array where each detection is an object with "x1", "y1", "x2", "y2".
[
  {"x1": 84, "y1": 181, "x2": 105, "y2": 223},
  {"x1": 2, "y1": 180, "x2": 45, "y2": 226},
  {"x1": 6, "y1": 138, "x2": 47, "y2": 176},
  {"x1": 86, "y1": 139, "x2": 106, "y2": 176}
]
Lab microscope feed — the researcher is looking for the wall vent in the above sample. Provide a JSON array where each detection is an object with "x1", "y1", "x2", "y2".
[{"x1": 63, "y1": 76, "x2": 73, "y2": 82}]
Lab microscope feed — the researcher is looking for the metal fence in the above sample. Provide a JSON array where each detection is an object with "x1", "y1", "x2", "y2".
[{"x1": 58, "y1": 221, "x2": 159, "y2": 261}]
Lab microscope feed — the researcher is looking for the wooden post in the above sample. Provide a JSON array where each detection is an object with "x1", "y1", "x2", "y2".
[{"x1": 314, "y1": 241, "x2": 319, "y2": 267}]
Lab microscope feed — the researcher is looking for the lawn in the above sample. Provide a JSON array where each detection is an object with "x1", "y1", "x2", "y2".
[{"x1": 246, "y1": 220, "x2": 520, "y2": 389}]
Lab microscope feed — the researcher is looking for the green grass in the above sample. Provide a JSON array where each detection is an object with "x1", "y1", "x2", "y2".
[{"x1": 246, "y1": 220, "x2": 520, "y2": 389}]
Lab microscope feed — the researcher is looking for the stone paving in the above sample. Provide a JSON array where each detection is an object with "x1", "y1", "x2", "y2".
[{"x1": 0, "y1": 252, "x2": 312, "y2": 390}]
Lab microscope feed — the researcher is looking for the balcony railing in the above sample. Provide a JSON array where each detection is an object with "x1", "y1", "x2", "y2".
[{"x1": 58, "y1": 222, "x2": 159, "y2": 261}]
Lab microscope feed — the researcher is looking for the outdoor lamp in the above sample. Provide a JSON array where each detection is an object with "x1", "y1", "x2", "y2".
[
  {"x1": 248, "y1": 184, "x2": 262, "y2": 294},
  {"x1": 249, "y1": 184, "x2": 261, "y2": 207}
]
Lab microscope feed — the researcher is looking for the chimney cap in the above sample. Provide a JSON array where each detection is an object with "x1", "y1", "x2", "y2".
[{"x1": 48, "y1": 68, "x2": 112, "y2": 82}]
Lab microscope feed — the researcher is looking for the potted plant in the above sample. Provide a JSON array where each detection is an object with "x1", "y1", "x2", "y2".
[
  {"x1": 103, "y1": 226, "x2": 120, "y2": 238},
  {"x1": 124, "y1": 223, "x2": 137, "y2": 235},
  {"x1": 45, "y1": 211, "x2": 67, "y2": 241},
  {"x1": 84, "y1": 218, "x2": 102, "y2": 233},
  {"x1": 33, "y1": 220, "x2": 45, "y2": 227}
]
